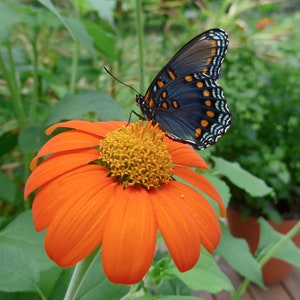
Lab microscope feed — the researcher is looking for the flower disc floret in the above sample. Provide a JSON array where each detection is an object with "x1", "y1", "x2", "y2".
[{"x1": 99, "y1": 121, "x2": 173, "y2": 189}]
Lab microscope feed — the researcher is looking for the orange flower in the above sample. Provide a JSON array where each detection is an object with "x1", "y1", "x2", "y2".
[
  {"x1": 256, "y1": 17, "x2": 275, "y2": 30},
  {"x1": 24, "y1": 120, "x2": 226, "y2": 284}
]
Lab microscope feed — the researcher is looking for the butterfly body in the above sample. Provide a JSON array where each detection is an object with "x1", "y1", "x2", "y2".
[{"x1": 136, "y1": 28, "x2": 231, "y2": 150}]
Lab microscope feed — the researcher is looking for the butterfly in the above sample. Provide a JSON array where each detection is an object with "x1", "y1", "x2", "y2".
[{"x1": 136, "y1": 28, "x2": 231, "y2": 150}]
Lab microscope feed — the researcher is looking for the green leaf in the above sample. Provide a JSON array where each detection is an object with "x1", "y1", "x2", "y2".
[
  {"x1": 49, "y1": 269, "x2": 74, "y2": 299},
  {"x1": 47, "y1": 91, "x2": 125, "y2": 124},
  {"x1": 37, "y1": 0, "x2": 95, "y2": 56},
  {"x1": 18, "y1": 125, "x2": 49, "y2": 155},
  {"x1": 0, "y1": 119, "x2": 19, "y2": 138},
  {"x1": 204, "y1": 173, "x2": 231, "y2": 209},
  {"x1": 87, "y1": 0, "x2": 116, "y2": 27},
  {"x1": 64, "y1": 16, "x2": 96, "y2": 56},
  {"x1": 0, "y1": 131, "x2": 18, "y2": 156},
  {"x1": 0, "y1": 211, "x2": 58, "y2": 294},
  {"x1": 0, "y1": 2, "x2": 25, "y2": 44},
  {"x1": 212, "y1": 157, "x2": 272, "y2": 197},
  {"x1": 0, "y1": 171, "x2": 17, "y2": 203},
  {"x1": 168, "y1": 249, "x2": 233, "y2": 293},
  {"x1": 258, "y1": 218, "x2": 300, "y2": 267},
  {"x1": 83, "y1": 19, "x2": 118, "y2": 61},
  {"x1": 216, "y1": 223, "x2": 263, "y2": 287},
  {"x1": 77, "y1": 254, "x2": 129, "y2": 300},
  {"x1": 136, "y1": 296, "x2": 201, "y2": 300}
]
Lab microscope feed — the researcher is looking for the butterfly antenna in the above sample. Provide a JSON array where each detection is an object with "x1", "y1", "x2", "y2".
[{"x1": 104, "y1": 67, "x2": 140, "y2": 95}]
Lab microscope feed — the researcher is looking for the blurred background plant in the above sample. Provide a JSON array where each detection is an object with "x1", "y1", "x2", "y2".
[
  {"x1": 0, "y1": 0, "x2": 300, "y2": 298},
  {"x1": 213, "y1": 1, "x2": 300, "y2": 222}
]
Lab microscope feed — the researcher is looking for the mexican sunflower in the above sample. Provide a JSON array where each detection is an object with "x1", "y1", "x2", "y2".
[{"x1": 24, "y1": 120, "x2": 226, "y2": 284}]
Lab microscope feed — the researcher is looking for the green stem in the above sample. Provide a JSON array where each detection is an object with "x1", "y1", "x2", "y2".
[
  {"x1": 258, "y1": 221, "x2": 300, "y2": 267},
  {"x1": 64, "y1": 248, "x2": 99, "y2": 300},
  {"x1": 135, "y1": 0, "x2": 145, "y2": 93},
  {"x1": 233, "y1": 221, "x2": 300, "y2": 299},
  {"x1": 70, "y1": 42, "x2": 80, "y2": 93},
  {"x1": 29, "y1": 33, "x2": 39, "y2": 123},
  {"x1": 232, "y1": 277, "x2": 250, "y2": 300},
  {"x1": 23, "y1": 153, "x2": 32, "y2": 210},
  {"x1": 0, "y1": 43, "x2": 26, "y2": 127}
]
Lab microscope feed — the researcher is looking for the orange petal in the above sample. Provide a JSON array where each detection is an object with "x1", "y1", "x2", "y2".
[
  {"x1": 173, "y1": 166, "x2": 226, "y2": 218},
  {"x1": 30, "y1": 130, "x2": 101, "y2": 170},
  {"x1": 98, "y1": 120, "x2": 129, "y2": 132},
  {"x1": 44, "y1": 176, "x2": 118, "y2": 267},
  {"x1": 32, "y1": 165, "x2": 109, "y2": 231},
  {"x1": 166, "y1": 140, "x2": 208, "y2": 169},
  {"x1": 24, "y1": 148, "x2": 99, "y2": 199},
  {"x1": 46, "y1": 120, "x2": 127, "y2": 136},
  {"x1": 102, "y1": 187, "x2": 157, "y2": 284},
  {"x1": 166, "y1": 181, "x2": 221, "y2": 252},
  {"x1": 151, "y1": 187, "x2": 201, "y2": 272}
]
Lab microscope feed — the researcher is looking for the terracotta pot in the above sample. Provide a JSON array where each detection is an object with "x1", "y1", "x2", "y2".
[{"x1": 227, "y1": 207, "x2": 300, "y2": 285}]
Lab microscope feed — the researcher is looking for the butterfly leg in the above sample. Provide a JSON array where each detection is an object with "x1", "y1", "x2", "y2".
[{"x1": 127, "y1": 110, "x2": 146, "y2": 126}]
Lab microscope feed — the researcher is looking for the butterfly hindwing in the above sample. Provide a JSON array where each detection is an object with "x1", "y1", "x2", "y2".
[
  {"x1": 153, "y1": 73, "x2": 230, "y2": 149},
  {"x1": 136, "y1": 28, "x2": 231, "y2": 150}
]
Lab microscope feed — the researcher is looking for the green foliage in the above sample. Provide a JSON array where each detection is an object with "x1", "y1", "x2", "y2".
[
  {"x1": 0, "y1": 211, "x2": 58, "y2": 295},
  {"x1": 0, "y1": 171, "x2": 17, "y2": 204},
  {"x1": 1, "y1": 0, "x2": 300, "y2": 299},
  {"x1": 212, "y1": 157, "x2": 272, "y2": 198},
  {"x1": 0, "y1": 211, "x2": 129, "y2": 299},
  {"x1": 47, "y1": 91, "x2": 125, "y2": 124},
  {"x1": 215, "y1": 12, "x2": 300, "y2": 220},
  {"x1": 216, "y1": 224, "x2": 263, "y2": 287},
  {"x1": 167, "y1": 251, "x2": 234, "y2": 293},
  {"x1": 257, "y1": 218, "x2": 300, "y2": 267}
]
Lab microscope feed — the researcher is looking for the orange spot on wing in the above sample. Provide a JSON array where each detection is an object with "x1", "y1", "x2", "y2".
[
  {"x1": 195, "y1": 128, "x2": 202, "y2": 138},
  {"x1": 211, "y1": 40, "x2": 217, "y2": 47},
  {"x1": 203, "y1": 90, "x2": 210, "y2": 97},
  {"x1": 185, "y1": 75, "x2": 193, "y2": 82},
  {"x1": 161, "y1": 91, "x2": 168, "y2": 99},
  {"x1": 211, "y1": 48, "x2": 217, "y2": 56},
  {"x1": 161, "y1": 101, "x2": 169, "y2": 109},
  {"x1": 167, "y1": 68, "x2": 176, "y2": 80},
  {"x1": 197, "y1": 81, "x2": 204, "y2": 88},
  {"x1": 172, "y1": 100, "x2": 179, "y2": 109},
  {"x1": 205, "y1": 100, "x2": 212, "y2": 106},
  {"x1": 149, "y1": 98, "x2": 155, "y2": 108},
  {"x1": 157, "y1": 80, "x2": 164, "y2": 88},
  {"x1": 144, "y1": 90, "x2": 150, "y2": 101},
  {"x1": 201, "y1": 119, "x2": 209, "y2": 127},
  {"x1": 206, "y1": 110, "x2": 215, "y2": 118}
]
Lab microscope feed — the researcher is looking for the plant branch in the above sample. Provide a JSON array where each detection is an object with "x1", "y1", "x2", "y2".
[
  {"x1": 135, "y1": 0, "x2": 145, "y2": 93},
  {"x1": 64, "y1": 248, "x2": 99, "y2": 300},
  {"x1": 70, "y1": 42, "x2": 80, "y2": 93},
  {"x1": 233, "y1": 221, "x2": 300, "y2": 299},
  {"x1": 29, "y1": 31, "x2": 40, "y2": 123},
  {"x1": 0, "y1": 43, "x2": 26, "y2": 127}
]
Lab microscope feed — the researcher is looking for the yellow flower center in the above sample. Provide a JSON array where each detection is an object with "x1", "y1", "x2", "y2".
[{"x1": 99, "y1": 121, "x2": 173, "y2": 189}]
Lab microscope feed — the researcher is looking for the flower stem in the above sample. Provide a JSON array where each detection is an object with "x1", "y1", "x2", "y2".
[
  {"x1": 0, "y1": 42, "x2": 26, "y2": 127},
  {"x1": 233, "y1": 221, "x2": 300, "y2": 299},
  {"x1": 258, "y1": 221, "x2": 300, "y2": 267},
  {"x1": 70, "y1": 41, "x2": 80, "y2": 93},
  {"x1": 64, "y1": 249, "x2": 99, "y2": 300},
  {"x1": 135, "y1": 0, "x2": 145, "y2": 93},
  {"x1": 29, "y1": 32, "x2": 39, "y2": 123}
]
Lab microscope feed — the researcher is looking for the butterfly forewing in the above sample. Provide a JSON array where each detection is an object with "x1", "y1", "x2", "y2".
[{"x1": 136, "y1": 28, "x2": 231, "y2": 150}]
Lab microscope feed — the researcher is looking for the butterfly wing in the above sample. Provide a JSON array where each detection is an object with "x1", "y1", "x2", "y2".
[
  {"x1": 136, "y1": 28, "x2": 230, "y2": 149},
  {"x1": 150, "y1": 73, "x2": 231, "y2": 149},
  {"x1": 148, "y1": 28, "x2": 228, "y2": 85}
]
